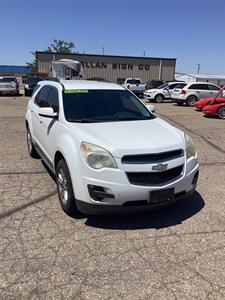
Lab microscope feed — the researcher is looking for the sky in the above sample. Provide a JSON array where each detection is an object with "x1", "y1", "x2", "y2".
[{"x1": 0, "y1": 0, "x2": 225, "y2": 74}]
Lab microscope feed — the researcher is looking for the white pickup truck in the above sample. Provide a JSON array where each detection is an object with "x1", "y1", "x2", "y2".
[{"x1": 122, "y1": 78, "x2": 146, "y2": 97}]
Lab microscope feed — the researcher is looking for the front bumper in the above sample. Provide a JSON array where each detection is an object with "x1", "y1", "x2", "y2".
[
  {"x1": 75, "y1": 158, "x2": 199, "y2": 214},
  {"x1": 144, "y1": 93, "x2": 154, "y2": 100},
  {"x1": 0, "y1": 88, "x2": 18, "y2": 95}
]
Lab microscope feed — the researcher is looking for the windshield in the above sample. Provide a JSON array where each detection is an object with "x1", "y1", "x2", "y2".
[
  {"x1": 26, "y1": 78, "x2": 42, "y2": 84},
  {"x1": 157, "y1": 83, "x2": 168, "y2": 89},
  {"x1": 126, "y1": 79, "x2": 141, "y2": 84},
  {"x1": 0, "y1": 77, "x2": 16, "y2": 82},
  {"x1": 63, "y1": 89, "x2": 155, "y2": 123}
]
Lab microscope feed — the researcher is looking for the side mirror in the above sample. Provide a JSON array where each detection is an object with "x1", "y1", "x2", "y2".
[
  {"x1": 38, "y1": 107, "x2": 58, "y2": 119},
  {"x1": 146, "y1": 104, "x2": 156, "y2": 113}
]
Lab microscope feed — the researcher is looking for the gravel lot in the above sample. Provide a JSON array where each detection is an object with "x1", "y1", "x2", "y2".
[{"x1": 0, "y1": 96, "x2": 225, "y2": 299}]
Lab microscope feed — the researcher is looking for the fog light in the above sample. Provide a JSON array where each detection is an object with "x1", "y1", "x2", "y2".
[{"x1": 87, "y1": 185, "x2": 115, "y2": 201}]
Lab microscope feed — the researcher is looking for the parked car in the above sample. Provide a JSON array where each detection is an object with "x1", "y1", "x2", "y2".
[
  {"x1": 145, "y1": 80, "x2": 164, "y2": 90},
  {"x1": 144, "y1": 82, "x2": 186, "y2": 103},
  {"x1": 25, "y1": 79, "x2": 199, "y2": 215},
  {"x1": 172, "y1": 82, "x2": 220, "y2": 107},
  {"x1": 0, "y1": 77, "x2": 19, "y2": 95},
  {"x1": 195, "y1": 86, "x2": 225, "y2": 111},
  {"x1": 202, "y1": 87, "x2": 225, "y2": 119},
  {"x1": 24, "y1": 77, "x2": 43, "y2": 96},
  {"x1": 122, "y1": 78, "x2": 146, "y2": 97}
]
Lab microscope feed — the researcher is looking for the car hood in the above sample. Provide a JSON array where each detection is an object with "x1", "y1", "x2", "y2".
[
  {"x1": 145, "y1": 89, "x2": 160, "y2": 93},
  {"x1": 196, "y1": 97, "x2": 214, "y2": 105},
  {"x1": 69, "y1": 118, "x2": 185, "y2": 158}
]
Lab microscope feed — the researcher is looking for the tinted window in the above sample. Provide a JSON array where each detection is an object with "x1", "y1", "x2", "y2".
[
  {"x1": 157, "y1": 83, "x2": 168, "y2": 89},
  {"x1": 0, "y1": 77, "x2": 16, "y2": 82},
  {"x1": 63, "y1": 90, "x2": 155, "y2": 123},
  {"x1": 26, "y1": 77, "x2": 42, "y2": 84},
  {"x1": 188, "y1": 84, "x2": 209, "y2": 90},
  {"x1": 35, "y1": 86, "x2": 51, "y2": 107},
  {"x1": 126, "y1": 79, "x2": 141, "y2": 84},
  {"x1": 48, "y1": 88, "x2": 59, "y2": 112},
  {"x1": 208, "y1": 84, "x2": 220, "y2": 91},
  {"x1": 174, "y1": 83, "x2": 187, "y2": 89},
  {"x1": 168, "y1": 83, "x2": 181, "y2": 90}
]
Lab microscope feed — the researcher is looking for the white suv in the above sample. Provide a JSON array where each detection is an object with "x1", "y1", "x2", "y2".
[
  {"x1": 25, "y1": 79, "x2": 199, "y2": 215},
  {"x1": 172, "y1": 82, "x2": 220, "y2": 106},
  {"x1": 144, "y1": 82, "x2": 186, "y2": 103}
]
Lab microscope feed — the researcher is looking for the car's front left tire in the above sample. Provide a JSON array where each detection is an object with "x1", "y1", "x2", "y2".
[
  {"x1": 56, "y1": 159, "x2": 80, "y2": 216},
  {"x1": 217, "y1": 106, "x2": 225, "y2": 119}
]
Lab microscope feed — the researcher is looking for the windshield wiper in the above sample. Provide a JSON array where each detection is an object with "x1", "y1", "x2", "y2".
[{"x1": 67, "y1": 119, "x2": 99, "y2": 123}]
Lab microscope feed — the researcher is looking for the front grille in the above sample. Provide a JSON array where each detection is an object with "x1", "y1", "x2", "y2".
[
  {"x1": 126, "y1": 165, "x2": 183, "y2": 186},
  {"x1": 122, "y1": 149, "x2": 183, "y2": 164}
]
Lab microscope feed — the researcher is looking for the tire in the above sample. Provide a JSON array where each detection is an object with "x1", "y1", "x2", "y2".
[
  {"x1": 186, "y1": 96, "x2": 198, "y2": 107},
  {"x1": 217, "y1": 106, "x2": 225, "y2": 119},
  {"x1": 26, "y1": 127, "x2": 40, "y2": 158},
  {"x1": 56, "y1": 159, "x2": 79, "y2": 216},
  {"x1": 24, "y1": 89, "x2": 30, "y2": 97},
  {"x1": 154, "y1": 94, "x2": 164, "y2": 103}
]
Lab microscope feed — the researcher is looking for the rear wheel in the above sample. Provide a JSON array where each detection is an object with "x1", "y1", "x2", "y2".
[
  {"x1": 27, "y1": 127, "x2": 40, "y2": 158},
  {"x1": 186, "y1": 96, "x2": 198, "y2": 107},
  {"x1": 217, "y1": 106, "x2": 225, "y2": 119},
  {"x1": 154, "y1": 94, "x2": 164, "y2": 103},
  {"x1": 56, "y1": 159, "x2": 79, "y2": 216}
]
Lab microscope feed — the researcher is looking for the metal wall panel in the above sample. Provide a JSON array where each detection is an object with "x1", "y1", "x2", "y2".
[{"x1": 37, "y1": 52, "x2": 176, "y2": 83}]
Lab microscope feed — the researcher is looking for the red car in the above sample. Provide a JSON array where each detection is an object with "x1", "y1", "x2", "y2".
[
  {"x1": 203, "y1": 102, "x2": 225, "y2": 119},
  {"x1": 195, "y1": 86, "x2": 225, "y2": 111}
]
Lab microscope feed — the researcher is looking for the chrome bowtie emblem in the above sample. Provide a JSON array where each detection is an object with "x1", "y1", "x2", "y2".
[{"x1": 152, "y1": 163, "x2": 168, "y2": 172}]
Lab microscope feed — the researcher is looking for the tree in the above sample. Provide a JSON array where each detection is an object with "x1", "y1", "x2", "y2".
[
  {"x1": 45, "y1": 39, "x2": 75, "y2": 53},
  {"x1": 26, "y1": 39, "x2": 75, "y2": 73},
  {"x1": 26, "y1": 52, "x2": 38, "y2": 73}
]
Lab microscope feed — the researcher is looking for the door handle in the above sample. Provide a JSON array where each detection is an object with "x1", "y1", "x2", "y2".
[{"x1": 31, "y1": 109, "x2": 34, "y2": 112}]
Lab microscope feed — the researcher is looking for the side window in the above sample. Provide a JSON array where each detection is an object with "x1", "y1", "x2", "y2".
[
  {"x1": 47, "y1": 88, "x2": 59, "y2": 112},
  {"x1": 35, "y1": 86, "x2": 51, "y2": 107},
  {"x1": 168, "y1": 83, "x2": 177, "y2": 89},
  {"x1": 208, "y1": 84, "x2": 220, "y2": 91},
  {"x1": 189, "y1": 84, "x2": 208, "y2": 90}
]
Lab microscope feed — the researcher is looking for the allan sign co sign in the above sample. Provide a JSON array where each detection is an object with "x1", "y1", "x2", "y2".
[{"x1": 80, "y1": 61, "x2": 151, "y2": 71}]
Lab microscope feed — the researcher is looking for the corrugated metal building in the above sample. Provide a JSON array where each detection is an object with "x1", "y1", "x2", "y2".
[
  {"x1": 175, "y1": 73, "x2": 225, "y2": 86},
  {"x1": 36, "y1": 51, "x2": 176, "y2": 83},
  {"x1": 0, "y1": 65, "x2": 31, "y2": 76}
]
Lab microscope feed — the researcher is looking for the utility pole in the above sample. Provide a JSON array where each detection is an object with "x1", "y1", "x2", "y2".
[
  {"x1": 102, "y1": 47, "x2": 105, "y2": 55},
  {"x1": 197, "y1": 63, "x2": 201, "y2": 74}
]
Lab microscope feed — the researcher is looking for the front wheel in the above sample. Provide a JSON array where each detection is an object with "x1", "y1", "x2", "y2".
[
  {"x1": 154, "y1": 94, "x2": 164, "y2": 103},
  {"x1": 186, "y1": 96, "x2": 197, "y2": 107},
  {"x1": 56, "y1": 159, "x2": 79, "y2": 216},
  {"x1": 217, "y1": 106, "x2": 225, "y2": 119}
]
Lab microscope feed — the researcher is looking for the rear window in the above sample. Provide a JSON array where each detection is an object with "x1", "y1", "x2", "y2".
[
  {"x1": 126, "y1": 79, "x2": 141, "y2": 84},
  {"x1": 0, "y1": 77, "x2": 16, "y2": 82}
]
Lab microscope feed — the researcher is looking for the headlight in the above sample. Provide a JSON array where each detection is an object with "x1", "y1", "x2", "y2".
[
  {"x1": 185, "y1": 134, "x2": 196, "y2": 159},
  {"x1": 80, "y1": 142, "x2": 118, "y2": 169},
  {"x1": 24, "y1": 84, "x2": 29, "y2": 89}
]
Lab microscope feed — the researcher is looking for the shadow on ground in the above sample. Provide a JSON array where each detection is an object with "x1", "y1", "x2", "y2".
[{"x1": 84, "y1": 191, "x2": 204, "y2": 230}]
